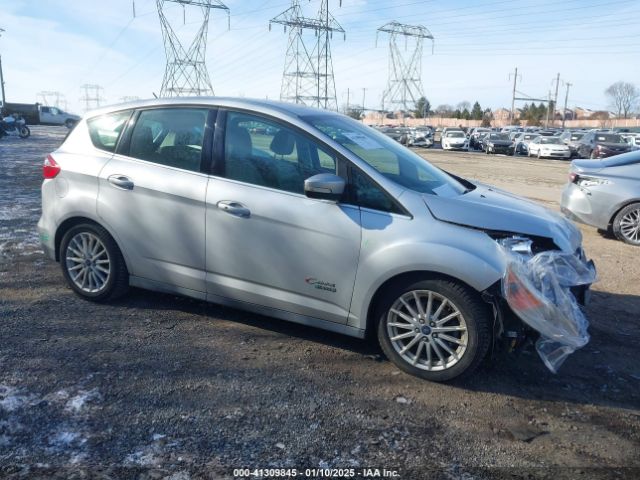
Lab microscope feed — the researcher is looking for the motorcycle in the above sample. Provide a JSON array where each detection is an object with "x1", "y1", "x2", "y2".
[{"x1": 0, "y1": 114, "x2": 31, "y2": 139}]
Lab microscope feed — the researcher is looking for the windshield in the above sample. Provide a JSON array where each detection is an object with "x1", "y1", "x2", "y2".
[
  {"x1": 540, "y1": 137, "x2": 563, "y2": 144},
  {"x1": 305, "y1": 115, "x2": 467, "y2": 197},
  {"x1": 446, "y1": 131, "x2": 465, "y2": 138},
  {"x1": 596, "y1": 134, "x2": 623, "y2": 143},
  {"x1": 489, "y1": 133, "x2": 510, "y2": 141},
  {"x1": 570, "y1": 134, "x2": 584, "y2": 141}
]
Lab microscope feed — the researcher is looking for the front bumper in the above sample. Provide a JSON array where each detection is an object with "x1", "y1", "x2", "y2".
[
  {"x1": 489, "y1": 145, "x2": 514, "y2": 154},
  {"x1": 540, "y1": 150, "x2": 571, "y2": 159}
]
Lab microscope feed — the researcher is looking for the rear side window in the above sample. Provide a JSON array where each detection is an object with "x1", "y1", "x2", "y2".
[
  {"x1": 128, "y1": 108, "x2": 208, "y2": 172},
  {"x1": 87, "y1": 111, "x2": 132, "y2": 153}
]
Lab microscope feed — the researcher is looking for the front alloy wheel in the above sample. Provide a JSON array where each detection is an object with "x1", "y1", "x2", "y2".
[{"x1": 377, "y1": 279, "x2": 491, "y2": 381}]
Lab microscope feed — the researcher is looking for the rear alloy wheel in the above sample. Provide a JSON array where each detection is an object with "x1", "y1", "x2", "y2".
[
  {"x1": 60, "y1": 223, "x2": 129, "y2": 301},
  {"x1": 377, "y1": 279, "x2": 491, "y2": 382},
  {"x1": 613, "y1": 202, "x2": 640, "y2": 246}
]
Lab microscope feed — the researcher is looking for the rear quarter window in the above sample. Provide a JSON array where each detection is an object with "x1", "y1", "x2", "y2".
[{"x1": 87, "y1": 110, "x2": 132, "y2": 152}]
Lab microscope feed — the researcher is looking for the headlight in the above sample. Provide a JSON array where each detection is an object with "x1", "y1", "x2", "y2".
[{"x1": 498, "y1": 236, "x2": 533, "y2": 256}]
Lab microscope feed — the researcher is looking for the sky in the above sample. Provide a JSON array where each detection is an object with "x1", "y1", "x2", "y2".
[{"x1": 0, "y1": 0, "x2": 639, "y2": 115}]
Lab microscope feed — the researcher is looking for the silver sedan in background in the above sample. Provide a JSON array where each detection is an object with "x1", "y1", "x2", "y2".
[{"x1": 561, "y1": 151, "x2": 640, "y2": 245}]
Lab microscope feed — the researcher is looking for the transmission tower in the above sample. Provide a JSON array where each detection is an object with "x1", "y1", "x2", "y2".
[
  {"x1": 38, "y1": 91, "x2": 68, "y2": 110},
  {"x1": 156, "y1": 0, "x2": 229, "y2": 97},
  {"x1": 270, "y1": 0, "x2": 344, "y2": 110},
  {"x1": 80, "y1": 84, "x2": 105, "y2": 112},
  {"x1": 377, "y1": 21, "x2": 434, "y2": 113},
  {"x1": 120, "y1": 95, "x2": 140, "y2": 102}
]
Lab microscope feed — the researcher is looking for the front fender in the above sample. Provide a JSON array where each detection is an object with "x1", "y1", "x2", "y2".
[{"x1": 347, "y1": 213, "x2": 506, "y2": 330}]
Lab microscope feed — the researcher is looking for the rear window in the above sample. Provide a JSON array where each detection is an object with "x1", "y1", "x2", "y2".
[
  {"x1": 87, "y1": 110, "x2": 132, "y2": 152},
  {"x1": 596, "y1": 134, "x2": 623, "y2": 143}
]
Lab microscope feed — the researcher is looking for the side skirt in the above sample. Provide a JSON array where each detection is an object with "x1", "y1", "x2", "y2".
[{"x1": 129, "y1": 275, "x2": 366, "y2": 339}]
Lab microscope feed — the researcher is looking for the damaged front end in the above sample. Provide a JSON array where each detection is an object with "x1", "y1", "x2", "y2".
[{"x1": 493, "y1": 236, "x2": 597, "y2": 372}]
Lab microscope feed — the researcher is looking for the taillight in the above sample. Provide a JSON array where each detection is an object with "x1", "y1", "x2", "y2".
[
  {"x1": 43, "y1": 154, "x2": 61, "y2": 179},
  {"x1": 569, "y1": 172, "x2": 579, "y2": 183}
]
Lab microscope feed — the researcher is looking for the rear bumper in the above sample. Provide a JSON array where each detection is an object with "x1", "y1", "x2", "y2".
[
  {"x1": 37, "y1": 216, "x2": 56, "y2": 261},
  {"x1": 560, "y1": 183, "x2": 610, "y2": 230}
]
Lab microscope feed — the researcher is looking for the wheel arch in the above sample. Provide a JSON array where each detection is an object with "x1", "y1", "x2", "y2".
[
  {"x1": 54, "y1": 216, "x2": 128, "y2": 270},
  {"x1": 608, "y1": 198, "x2": 640, "y2": 229},
  {"x1": 363, "y1": 270, "x2": 493, "y2": 339}
]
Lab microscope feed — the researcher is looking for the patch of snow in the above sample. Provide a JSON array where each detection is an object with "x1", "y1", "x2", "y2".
[
  {"x1": 65, "y1": 388, "x2": 100, "y2": 413},
  {"x1": 50, "y1": 430, "x2": 81, "y2": 446},
  {"x1": 0, "y1": 385, "x2": 35, "y2": 412}
]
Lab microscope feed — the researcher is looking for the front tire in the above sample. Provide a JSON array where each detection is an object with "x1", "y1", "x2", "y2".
[
  {"x1": 59, "y1": 223, "x2": 129, "y2": 302},
  {"x1": 612, "y1": 203, "x2": 640, "y2": 246},
  {"x1": 376, "y1": 279, "x2": 491, "y2": 382},
  {"x1": 19, "y1": 126, "x2": 30, "y2": 138}
]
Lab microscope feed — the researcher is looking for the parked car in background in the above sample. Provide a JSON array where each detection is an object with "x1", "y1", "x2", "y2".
[
  {"x1": 408, "y1": 128, "x2": 434, "y2": 148},
  {"x1": 559, "y1": 131, "x2": 585, "y2": 157},
  {"x1": 38, "y1": 97, "x2": 595, "y2": 381},
  {"x1": 481, "y1": 132, "x2": 514, "y2": 155},
  {"x1": 562, "y1": 151, "x2": 640, "y2": 246},
  {"x1": 469, "y1": 127, "x2": 490, "y2": 150},
  {"x1": 527, "y1": 136, "x2": 571, "y2": 159},
  {"x1": 379, "y1": 127, "x2": 411, "y2": 145},
  {"x1": 575, "y1": 132, "x2": 633, "y2": 159},
  {"x1": 441, "y1": 130, "x2": 468, "y2": 150},
  {"x1": 621, "y1": 133, "x2": 640, "y2": 150},
  {"x1": 513, "y1": 133, "x2": 540, "y2": 156}
]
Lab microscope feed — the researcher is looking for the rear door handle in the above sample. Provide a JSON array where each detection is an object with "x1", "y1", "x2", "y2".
[
  {"x1": 108, "y1": 175, "x2": 134, "y2": 190},
  {"x1": 217, "y1": 200, "x2": 250, "y2": 218}
]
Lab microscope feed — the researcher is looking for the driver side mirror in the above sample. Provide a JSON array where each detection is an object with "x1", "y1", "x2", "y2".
[{"x1": 304, "y1": 173, "x2": 345, "y2": 202}]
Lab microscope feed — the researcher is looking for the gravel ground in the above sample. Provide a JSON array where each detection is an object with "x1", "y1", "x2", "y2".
[{"x1": 0, "y1": 127, "x2": 639, "y2": 479}]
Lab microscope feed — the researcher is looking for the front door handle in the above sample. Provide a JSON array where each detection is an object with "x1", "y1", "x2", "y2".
[
  {"x1": 108, "y1": 175, "x2": 134, "y2": 190},
  {"x1": 217, "y1": 200, "x2": 250, "y2": 218}
]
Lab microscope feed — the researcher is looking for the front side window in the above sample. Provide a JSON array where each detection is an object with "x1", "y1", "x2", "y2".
[
  {"x1": 305, "y1": 114, "x2": 466, "y2": 197},
  {"x1": 223, "y1": 111, "x2": 337, "y2": 194},
  {"x1": 352, "y1": 168, "x2": 402, "y2": 214},
  {"x1": 87, "y1": 110, "x2": 132, "y2": 153},
  {"x1": 128, "y1": 108, "x2": 207, "y2": 172}
]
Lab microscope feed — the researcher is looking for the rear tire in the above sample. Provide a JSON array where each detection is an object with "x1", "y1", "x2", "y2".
[
  {"x1": 612, "y1": 202, "x2": 640, "y2": 246},
  {"x1": 59, "y1": 223, "x2": 129, "y2": 302},
  {"x1": 376, "y1": 278, "x2": 491, "y2": 382}
]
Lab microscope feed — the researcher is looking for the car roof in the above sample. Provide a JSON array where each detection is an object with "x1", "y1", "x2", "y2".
[{"x1": 83, "y1": 97, "x2": 337, "y2": 120}]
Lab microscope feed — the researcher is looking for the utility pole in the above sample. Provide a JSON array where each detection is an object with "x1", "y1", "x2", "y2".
[
  {"x1": 509, "y1": 67, "x2": 521, "y2": 123},
  {"x1": 0, "y1": 56, "x2": 5, "y2": 109},
  {"x1": 0, "y1": 28, "x2": 5, "y2": 108},
  {"x1": 551, "y1": 72, "x2": 561, "y2": 127},
  {"x1": 346, "y1": 87, "x2": 349, "y2": 112},
  {"x1": 362, "y1": 87, "x2": 366, "y2": 122},
  {"x1": 545, "y1": 91, "x2": 552, "y2": 129},
  {"x1": 562, "y1": 82, "x2": 572, "y2": 129}
]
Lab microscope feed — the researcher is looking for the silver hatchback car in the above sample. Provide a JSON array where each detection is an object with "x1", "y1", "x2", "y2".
[{"x1": 39, "y1": 98, "x2": 593, "y2": 381}]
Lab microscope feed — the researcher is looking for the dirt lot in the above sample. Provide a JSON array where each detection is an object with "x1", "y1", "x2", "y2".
[{"x1": 1, "y1": 127, "x2": 639, "y2": 479}]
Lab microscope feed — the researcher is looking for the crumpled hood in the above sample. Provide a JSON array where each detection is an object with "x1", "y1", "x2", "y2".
[{"x1": 423, "y1": 184, "x2": 582, "y2": 252}]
